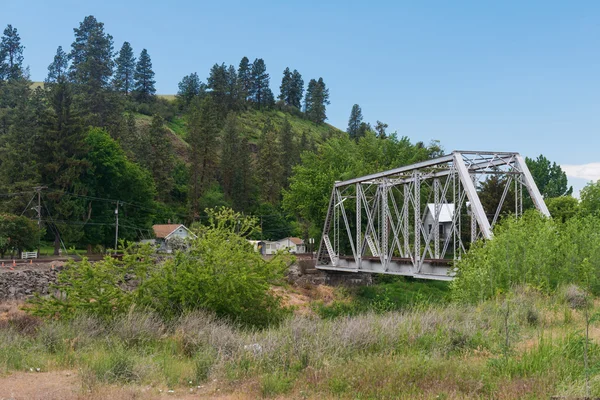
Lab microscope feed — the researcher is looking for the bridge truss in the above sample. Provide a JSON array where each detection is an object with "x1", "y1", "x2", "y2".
[{"x1": 316, "y1": 151, "x2": 550, "y2": 280}]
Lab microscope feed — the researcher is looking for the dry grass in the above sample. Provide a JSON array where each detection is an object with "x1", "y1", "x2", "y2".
[{"x1": 0, "y1": 286, "x2": 599, "y2": 399}]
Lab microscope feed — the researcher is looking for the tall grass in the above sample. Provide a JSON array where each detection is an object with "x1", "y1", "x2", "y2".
[{"x1": 0, "y1": 288, "x2": 598, "y2": 398}]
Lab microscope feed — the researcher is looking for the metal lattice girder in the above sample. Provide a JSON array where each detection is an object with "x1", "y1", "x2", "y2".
[{"x1": 316, "y1": 150, "x2": 551, "y2": 280}]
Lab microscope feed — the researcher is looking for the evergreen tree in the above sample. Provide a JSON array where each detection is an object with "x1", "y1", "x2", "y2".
[
  {"x1": 237, "y1": 56, "x2": 252, "y2": 103},
  {"x1": 220, "y1": 113, "x2": 253, "y2": 210},
  {"x1": 347, "y1": 104, "x2": 363, "y2": 139},
  {"x1": 375, "y1": 120, "x2": 388, "y2": 139},
  {"x1": 143, "y1": 115, "x2": 174, "y2": 202},
  {"x1": 257, "y1": 119, "x2": 284, "y2": 204},
  {"x1": 113, "y1": 42, "x2": 136, "y2": 95},
  {"x1": 279, "y1": 68, "x2": 304, "y2": 109},
  {"x1": 187, "y1": 96, "x2": 220, "y2": 218},
  {"x1": 176, "y1": 72, "x2": 204, "y2": 109},
  {"x1": 68, "y1": 16, "x2": 116, "y2": 127},
  {"x1": 45, "y1": 46, "x2": 68, "y2": 85},
  {"x1": 38, "y1": 79, "x2": 89, "y2": 254},
  {"x1": 249, "y1": 58, "x2": 270, "y2": 108},
  {"x1": 207, "y1": 63, "x2": 228, "y2": 118},
  {"x1": 0, "y1": 24, "x2": 24, "y2": 80},
  {"x1": 290, "y1": 69, "x2": 304, "y2": 109},
  {"x1": 134, "y1": 49, "x2": 156, "y2": 102},
  {"x1": 305, "y1": 77, "x2": 329, "y2": 124},
  {"x1": 226, "y1": 65, "x2": 239, "y2": 111},
  {"x1": 69, "y1": 16, "x2": 114, "y2": 90},
  {"x1": 278, "y1": 67, "x2": 292, "y2": 104}
]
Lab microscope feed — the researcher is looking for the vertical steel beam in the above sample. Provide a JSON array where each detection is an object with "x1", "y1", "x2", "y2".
[
  {"x1": 356, "y1": 183, "x2": 362, "y2": 269},
  {"x1": 403, "y1": 184, "x2": 410, "y2": 258},
  {"x1": 381, "y1": 179, "x2": 389, "y2": 269},
  {"x1": 414, "y1": 172, "x2": 421, "y2": 267},
  {"x1": 316, "y1": 189, "x2": 336, "y2": 265},
  {"x1": 433, "y1": 178, "x2": 440, "y2": 259}
]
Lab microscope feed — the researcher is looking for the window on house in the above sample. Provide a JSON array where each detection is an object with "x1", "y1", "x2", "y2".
[
  {"x1": 428, "y1": 224, "x2": 432, "y2": 234},
  {"x1": 439, "y1": 224, "x2": 444, "y2": 237}
]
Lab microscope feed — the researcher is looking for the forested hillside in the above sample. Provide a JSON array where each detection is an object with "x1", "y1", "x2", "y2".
[{"x1": 0, "y1": 16, "x2": 441, "y2": 253}]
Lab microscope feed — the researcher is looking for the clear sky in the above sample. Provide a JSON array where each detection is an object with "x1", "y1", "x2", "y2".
[{"x1": 3, "y1": 0, "x2": 599, "y2": 194}]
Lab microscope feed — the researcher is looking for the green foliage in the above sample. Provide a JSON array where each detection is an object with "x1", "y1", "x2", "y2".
[
  {"x1": 580, "y1": 180, "x2": 600, "y2": 217},
  {"x1": 526, "y1": 154, "x2": 572, "y2": 198},
  {"x1": 347, "y1": 103, "x2": 363, "y2": 139},
  {"x1": 249, "y1": 58, "x2": 271, "y2": 108},
  {"x1": 138, "y1": 208, "x2": 291, "y2": 326},
  {"x1": 0, "y1": 213, "x2": 39, "y2": 257},
  {"x1": 187, "y1": 96, "x2": 220, "y2": 217},
  {"x1": 283, "y1": 131, "x2": 441, "y2": 236},
  {"x1": 83, "y1": 128, "x2": 156, "y2": 245},
  {"x1": 451, "y1": 212, "x2": 600, "y2": 302},
  {"x1": 113, "y1": 41, "x2": 136, "y2": 96},
  {"x1": 134, "y1": 49, "x2": 156, "y2": 102},
  {"x1": 0, "y1": 24, "x2": 24, "y2": 80},
  {"x1": 304, "y1": 77, "x2": 329, "y2": 124},
  {"x1": 546, "y1": 196, "x2": 579, "y2": 222}
]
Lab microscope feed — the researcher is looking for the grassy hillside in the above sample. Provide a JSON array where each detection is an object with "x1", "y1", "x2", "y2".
[{"x1": 137, "y1": 108, "x2": 344, "y2": 152}]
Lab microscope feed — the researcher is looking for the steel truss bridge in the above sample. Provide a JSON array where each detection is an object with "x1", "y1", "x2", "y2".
[{"x1": 316, "y1": 151, "x2": 550, "y2": 281}]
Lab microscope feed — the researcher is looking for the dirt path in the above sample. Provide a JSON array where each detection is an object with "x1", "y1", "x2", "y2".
[
  {"x1": 0, "y1": 371, "x2": 257, "y2": 400},
  {"x1": 0, "y1": 371, "x2": 78, "y2": 400}
]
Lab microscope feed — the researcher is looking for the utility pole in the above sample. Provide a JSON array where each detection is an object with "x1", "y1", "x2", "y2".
[
  {"x1": 114, "y1": 201, "x2": 119, "y2": 254},
  {"x1": 33, "y1": 186, "x2": 47, "y2": 256}
]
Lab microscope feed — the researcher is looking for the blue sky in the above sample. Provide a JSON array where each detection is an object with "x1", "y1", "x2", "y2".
[{"x1": 3, "y1": 1, "x2": 599, "y2": 194}]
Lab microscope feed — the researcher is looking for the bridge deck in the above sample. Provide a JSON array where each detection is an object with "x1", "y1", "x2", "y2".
[{"x1": 317, "y1": 255, "x2": 454, "y2": 281}]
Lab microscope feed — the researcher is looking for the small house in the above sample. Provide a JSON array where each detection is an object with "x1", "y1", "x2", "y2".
[
  {"x1": 274, "y1": 237, "x2": 306, "y2": 254},
  {"x1": 152, "y1": 224, "x2": 196, "y2": 253},
  {"x1": 423, "y1": 204, "x2": 455, "y2": 240}
]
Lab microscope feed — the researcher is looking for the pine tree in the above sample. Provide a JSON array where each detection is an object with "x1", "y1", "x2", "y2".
[
  {"x1": 279, "y1": 68, "x2": 303, "y2": 109},
  {"x1": 347, "y1": 104, "x2": 363, "y2": 139},
  {"x1": 220, "y1": 113, "x2": 253, "y2": 210},
  {"x1": 257, "y1": 119, "x2": 284, "y2": 204},
  {"x1": 68, "y1": 16, "x2": 116, "y2": 127},
  {"x1": 45, "y1": 46, "x2": 68, "y2": 85},
  {"x1": 249, "y1": 58, "x2": 270, "y2": 108},
  {"x1": 114, "y1": 42, "x2": 136, "y2": 95},
  {"x1": 305, "y1": 77, "x2": 330, "y2": 124},
  {"x1": 278, "y1": 67, "x2": 292, "y2": 104},
  {"x1": 226, "y1": 65, "x2": 239, "y2": 111},
  {"x1": 187, "y1": 96, "x2": 220, "y2": 218},
  {"x1": 237, "y1": 56, "x2": 251, "y2": 103},
  {"x1": 375, "y1": 120, "x2": 388, "y2": 139},
  {"x1": 69, "y1": 16, "x2": 114, "y2": 90},
  {"x1": 144, "y1": 114, "x2": 174, "y2": 201},
  {"x1": 38, "y1": 79, "x2": 89, "y2": 254},
  {"x1": 134, "y1": 49, "x2": 156, "y2": 102},
  {"x1": 176, "y1": 72, "x2": 204, "y2": 109},
  {"x1": 290, "y1": 69, "x2": 304, "y2": 109},
  {"x1": 207, "y1": 63, "x2": 228, "y2": 118},
  {"x1": 0, "y1": 24, "x2": 24, "y2": 81}
]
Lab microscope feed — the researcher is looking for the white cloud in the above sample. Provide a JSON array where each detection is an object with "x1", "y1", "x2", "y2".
[{"x1": 561, "y1": 163, "x2": 600, "y2": 181}]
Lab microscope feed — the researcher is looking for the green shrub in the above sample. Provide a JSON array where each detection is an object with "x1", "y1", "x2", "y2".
[
  {"x1": 451, "y1": 213, "x2": 600, "y2": 303},
  {"x1": 137, "y1": 208, "x2": 292, "y2": 327}
]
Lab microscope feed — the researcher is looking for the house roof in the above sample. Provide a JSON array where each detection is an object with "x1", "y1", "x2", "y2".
[
  {"x1": 276, "y1": 237, "x2": 304, "y2": 245},
  {"x1": 153, "y1": 224, "x2": 185, "y2": 239},
  {"x1": 426, "y1": 204, "x2": 455, "y2": 223}
]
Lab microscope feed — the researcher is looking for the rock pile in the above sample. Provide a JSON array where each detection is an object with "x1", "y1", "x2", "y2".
[{"x1": 0, "y1": 268, "x2": 61, "y2": 300}]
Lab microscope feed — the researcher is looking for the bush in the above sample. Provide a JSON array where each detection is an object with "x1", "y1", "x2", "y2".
[
  {"x1": 137, "y1": 208, "x2": 292, "y2": 327},
  {"x1": 451, "y1": 212, "x2": 600, "y2": 303}
]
